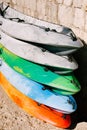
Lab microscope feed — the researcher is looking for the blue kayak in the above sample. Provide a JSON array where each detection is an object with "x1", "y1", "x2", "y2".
[{"x1": 0, "y1": 60, "x2": 77, "y2": 114}]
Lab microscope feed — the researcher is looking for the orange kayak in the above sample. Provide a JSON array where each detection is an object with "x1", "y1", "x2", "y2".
[{"x1": 0, "y1": 72, "x2": 71, "y2": 128}]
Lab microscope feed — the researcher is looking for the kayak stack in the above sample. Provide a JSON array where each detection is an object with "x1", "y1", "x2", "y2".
[{"x1": 0, "y1": 3, "x2": 83, "y2": 129}]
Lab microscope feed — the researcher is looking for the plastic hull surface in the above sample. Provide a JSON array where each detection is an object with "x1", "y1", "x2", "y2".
[{"x1": 0, "y1": 72, "x2": 71, "y2": 128}]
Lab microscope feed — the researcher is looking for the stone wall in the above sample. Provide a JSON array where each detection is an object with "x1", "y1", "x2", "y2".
[{"x1": 1, "y1": 0, "x2": 87, "y2": 43}]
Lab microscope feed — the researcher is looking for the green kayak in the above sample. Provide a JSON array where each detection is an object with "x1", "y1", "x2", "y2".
[{"x1": 0, "y1": 44, "x2": 81, "y2": 93}]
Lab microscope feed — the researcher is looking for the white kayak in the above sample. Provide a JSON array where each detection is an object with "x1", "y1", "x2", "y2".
[
  {"x1": 0, "y1": 16, "x2": 83, "y2": 48},
  {"x1": 0, "y1": 30, "x2": 78, "y2": 72},
  {"x1": 0, "y1": 2, "x2": 77, "y2": 34},
  {"x1": 0, "y1": 3, "x2": 84, "y2": 55}
]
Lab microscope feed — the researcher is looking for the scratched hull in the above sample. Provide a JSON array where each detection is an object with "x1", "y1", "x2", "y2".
[{"x1": 0, "y1": 72, "x2": 71, "y2": 128}]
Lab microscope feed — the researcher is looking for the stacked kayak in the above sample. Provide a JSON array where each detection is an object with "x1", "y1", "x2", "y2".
[
  {"x1": 0, "y1": 61, "x2": 77, "y2": 114},
  {"x1": 0, "y1": 44, "x2": 81, "y2": 94},
  {"x1": 0, "y1": 72, "x2": 71, "y2": 129},
  {"x1": 0, "y1": 15, "x2": 83, "y2": 56},
  {"x1": 0, "y1": 30, "x2": 78, "y2": 73},
  {"x1": 0, "y1": 2, "x2": 83, "y2": 129},
  {"x1": 0, "y1": 2, "x2": 83, "y2": 55}
]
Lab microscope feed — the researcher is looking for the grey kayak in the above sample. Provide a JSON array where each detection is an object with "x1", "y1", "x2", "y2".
[
  {"x1": 0, "y1": 3, "x2": 84, "y2": 55},
  {"x1": 0, "y1": 16, "x2": 83, "y2": 48},
  {"x1": 0, "y1": 30, "x2": 78, "y2": 72}
]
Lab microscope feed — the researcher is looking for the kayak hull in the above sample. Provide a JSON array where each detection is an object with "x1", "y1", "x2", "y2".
[
  {"x1": 0, "y1": 61, "x2": 77, "y2": 113},
  {"x1": 0, "y1": 3, "x2": 84, "y2": 55},
  {"x1": 0, "y1": 72, "x2": 71, "y2": 128},
  {"x1": 0, "y1": 44, "x2": 81, "y2": 93},
  {"x1": 0, "y1": 30, "x2": 78, "y2": 71}
]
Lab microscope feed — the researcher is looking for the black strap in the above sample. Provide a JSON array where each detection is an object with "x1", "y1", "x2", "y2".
[
  {"x1": 0, "y1": 5, "x2": 9, "y2": 17},
  {"x1": 70, "y1": 32, "x2": 77, "y2": 41},
  {"x1": 9, "y1": 17, "x2": 25, "y2": 23}
]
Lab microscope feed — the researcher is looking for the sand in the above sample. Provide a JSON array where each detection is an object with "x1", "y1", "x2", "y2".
[{"x1": 0, "y1": 86, "x2": 87, "y2": 130}]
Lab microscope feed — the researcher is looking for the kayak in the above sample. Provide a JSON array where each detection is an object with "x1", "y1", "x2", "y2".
[
  {"x1": 0, "y1": 30, "x2": 78, "y2": 72},
  {"x1": 0, "y1": 44, "x2": 81, "y2": 93},
  {"x1": 0, "y1": 3, "x2": 84, "y2": 55},
  {"x1": 0, "y1": 16, "x2": 83, "y2": 49},
  {"x1": 0, "y1": 72, "x2": 71, "y2": 128},
  {"x1": 0, "y1": 61, "x2": 77, "y2": 113}
]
